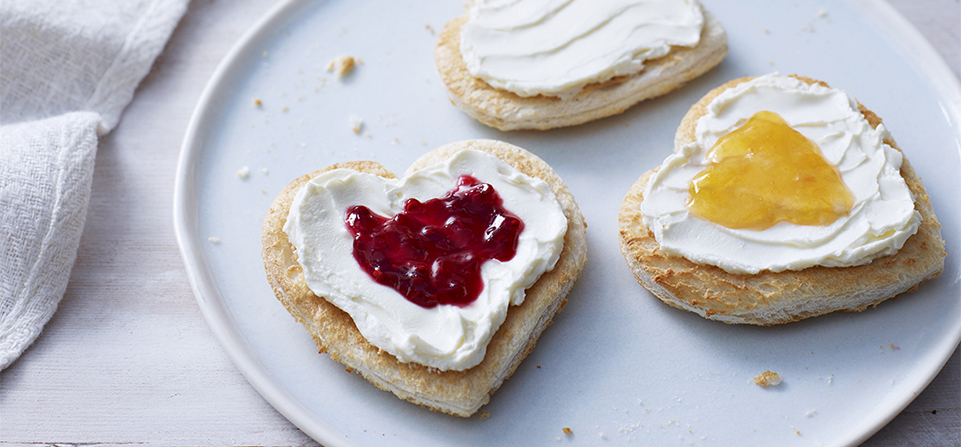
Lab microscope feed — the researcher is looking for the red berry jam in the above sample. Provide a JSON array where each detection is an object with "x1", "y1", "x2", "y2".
[{"x1": 345, "y1": 175, "x2": 524, "y2": 308}]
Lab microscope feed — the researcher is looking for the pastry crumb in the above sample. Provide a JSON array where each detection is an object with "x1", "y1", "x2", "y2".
[
  {"x1": 349, "y1": 114, "x2": 364, "y2": 133},
  {"x1": 237, "y1": 166, "x2": 251, "y2": 179},
  {"x1": 478, "y1": 410, "x2": 491, "y2": 420},
  {"x1": 562, "y1": 427, "x2": 573, "y2": 435},
  {"x1": 754, "y1": 370, "x2": 782, "y2": 387},
  {"x1": 326, "y1": 55, "x2": 356, "y2": 76},
  {"x1": 253, "y1": 98, "x2": 262, "y2": 107},
  {"x1": 208, "y1": 236, "x2": 220, "y2": 244},
  {"x1": 425, "y1": 24, "x2": 435, "y2": 35}
]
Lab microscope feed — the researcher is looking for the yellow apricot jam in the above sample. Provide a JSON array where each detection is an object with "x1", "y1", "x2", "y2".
[{"x1": 687, "y1": 111, "x2": 854, "y2": 230}]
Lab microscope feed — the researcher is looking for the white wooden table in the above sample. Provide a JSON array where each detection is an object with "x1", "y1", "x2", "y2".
[{"x1": 3, "y1": 0, "x2": 958, "y2": 445}]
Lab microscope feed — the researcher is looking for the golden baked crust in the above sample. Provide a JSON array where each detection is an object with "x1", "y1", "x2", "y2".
[
  {"x1": 617, "y1": 76, "x2": 946, "y2": 325},
  {"x1": 261, "y1": 139, "x2": 587, "y2": 416},
  {"x1": 434, "y1": 8, "x2": 728, "y2": 131}
]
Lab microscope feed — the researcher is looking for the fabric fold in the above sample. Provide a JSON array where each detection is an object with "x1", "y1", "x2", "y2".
[
  {"x1": 0, "y1": 112, "x2": 100, "y2": 370},
  {"x1": 0, "y1": 0, "x2": 189, "y2": 370}
]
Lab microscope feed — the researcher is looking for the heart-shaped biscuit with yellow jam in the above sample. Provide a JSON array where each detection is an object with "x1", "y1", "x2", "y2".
[{"x1": 618, "y1": 74, "x2": 945, "y2": 325}]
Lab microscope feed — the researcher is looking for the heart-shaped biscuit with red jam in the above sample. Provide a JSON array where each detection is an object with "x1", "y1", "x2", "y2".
[{"x1": 262, "y1": 139, "x2": 587, "y2": 417}]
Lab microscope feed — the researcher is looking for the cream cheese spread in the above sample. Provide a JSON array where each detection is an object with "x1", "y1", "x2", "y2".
[
  {"x1": 459, "y1": 0, "x2": 704, "y2": 98},
  {"x1": 641, "y1": 74, "x2": 921, "y2": 274},
  {"x1": 284, "y1": 149, "x2": 568, "y2": 371}
]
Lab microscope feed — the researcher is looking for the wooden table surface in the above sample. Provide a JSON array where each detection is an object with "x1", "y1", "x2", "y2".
[{"x1": 2, "y1": 0, "x2": 958, "y2": 445}]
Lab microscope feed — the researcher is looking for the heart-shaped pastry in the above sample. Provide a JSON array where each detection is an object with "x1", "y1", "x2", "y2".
[
  {"x1": 434, "y1": 0, "x2": 728, "y2": 130},
  {"x1": 262, "y1": 139, "x2": 587, "y2": 417},
  {"x1": 618, "y1": 74, "x2": 945, "y2": 325},
  {"x1": 283, "y1": 147, "x2": 569, "y2": 371}
]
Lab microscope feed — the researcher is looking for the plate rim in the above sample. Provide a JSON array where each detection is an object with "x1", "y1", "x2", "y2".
[
  {"x1": 172, "y1": 0, "x2": 356, "y2": 445},
  {"x1": 836, "y1": 1, "x2": 961, "y2": 444}
]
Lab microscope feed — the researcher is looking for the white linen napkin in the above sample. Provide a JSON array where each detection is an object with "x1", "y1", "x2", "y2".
[{"x1": 0, "y1": 0, "x2": 189, "y2": 370}]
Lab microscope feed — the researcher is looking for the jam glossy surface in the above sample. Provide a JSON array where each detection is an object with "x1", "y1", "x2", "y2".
[
  {"x1": 345, "y1": 175, "x2": 524, "y2": 308},
  {"x1": 688, "y1": 111, "x2": 855, "y2": 230}
]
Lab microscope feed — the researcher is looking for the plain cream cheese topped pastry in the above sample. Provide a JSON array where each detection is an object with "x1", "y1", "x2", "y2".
[
  {"x1": 640, "y1": 73, "x2": 921, "y2": 274},
  {"x1": 459, "y1": 0, "x2": 705, "y2": 98},
  {"x1": 283, "y1": 149, "x2": 568, "y2": 371}
]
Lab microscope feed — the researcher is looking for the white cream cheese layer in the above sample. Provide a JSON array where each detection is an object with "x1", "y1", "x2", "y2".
[
  {"x1": 641, "y1": 74, "x2": 921, "y2": 274},
  {"x1": 284, "y1": 149, "x2": 568, "y2": 371},
  {"x1": 459, "y1": 0, "x2": 704, "y2": 98}
]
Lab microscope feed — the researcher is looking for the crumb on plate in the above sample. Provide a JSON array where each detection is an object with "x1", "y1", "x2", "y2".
[
  {"x1": 326, "y1": 55, "x2": 356, "y2": 76},
  {"x1": 754, "y1": 370, "x2": 782, "y2": 387},
  {"x1": 349, "y1": 114, "x2": 363, "y2": 133}
]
